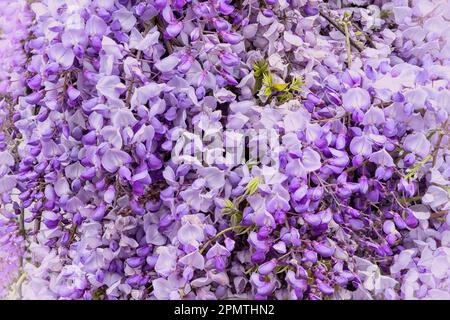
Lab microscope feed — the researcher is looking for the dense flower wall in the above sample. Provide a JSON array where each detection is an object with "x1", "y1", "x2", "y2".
[{"x1": 0, "y1": 0, "x2": 449, "y2": 300}]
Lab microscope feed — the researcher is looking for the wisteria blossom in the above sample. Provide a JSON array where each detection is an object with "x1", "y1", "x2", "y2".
[{"x1": 0, "y1": 0, "x2": 449, "y2": 300}]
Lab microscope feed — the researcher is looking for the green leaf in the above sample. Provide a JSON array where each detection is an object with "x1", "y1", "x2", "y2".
[
  {"x1": 253, "y1": 60, "x2": 268, "y2": 78},
  {"x1": 273, "y1": 83, "x2": 289, "y2": 91},
  {"x1": 245, "y1": 176, "x2": 263, "y2": 195},
  {"x1": 276, "y1": 265, "x2": 290, "y2": 274},
  {"x1": 263, "y1": 87, "x2": 272, "y2": 96},
  {"x1": 253, "y1": 78, "x2": 263, "y2": 95},
  {"x1": 289, "y1": 85, "x2": 304, "y2": 92},
  {"x1": 291, "y1": 76, "x2": 305, "y2": 87},
  {"x1": 236, "y1": 226, "x2": 252, "y2": 235},
  {"x1": 277, "y1": 92, "x2": 293, "y2": 103},
  {"x1": 221, "y1": 208, "x2": 234, "y2": 215},
  {"x1": 224, "y1": 198, "x2": 234, "y2": 208},
  {"x1": 244, "y1": 266, "x2": 257, "y2": 274},
  {"x1": 230, "y1": 214, "x2": 239, "y2": 227},
  {"x1": 404, "y1": 154, "x2": 432, "y2": 180},
  {"x1": 380, "y1": 10, "x2": 392, "y2": 19},
  {"x1": 246, "y1": 159, "x2": 258, "y2": 170}
]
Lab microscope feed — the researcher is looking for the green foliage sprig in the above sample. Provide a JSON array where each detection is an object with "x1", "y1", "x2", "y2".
[{"x1": 253, "y1": 60, "x2": 305, "y2": 104}]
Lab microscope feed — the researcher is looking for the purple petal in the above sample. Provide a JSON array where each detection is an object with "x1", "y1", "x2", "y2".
[
  {"x1": 342, "y1": 88, "x2": 370, "y2": 112},
  {"x1": 101, "y1": 149, "x2": 132, "y2": 173}
]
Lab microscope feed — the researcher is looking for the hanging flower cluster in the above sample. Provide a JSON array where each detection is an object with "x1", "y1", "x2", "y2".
[
  {"x1": 0, "y1": 0, "x2": 449, "y2": 300},
  {"x1": 0, "y1": 0, "x2": 31, "y2": 300}
]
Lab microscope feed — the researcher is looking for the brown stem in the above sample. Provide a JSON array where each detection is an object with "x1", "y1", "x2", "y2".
[
  {"x1": 19, "y1": 208, "x2": 25, "y2": 237},
  {"x1": 155, "y1": 17, "x2": 174, "y2": 55},
  {"x1": 351, "y1": 21, "x2": 376, "y2": 49},
  {"x1": 432, "y1": 120, "x2": 448, "y2": 167},
  {"x1": 68, "y1": 224, "x2": 78, "y2": 245},
  {"x1": 125, "y1": 23, "x2": 153, "y2": 106},
  {"x1": 319, "y1": 10, "x2": 365, "y2": 52},
  {"x1": 431, "y1": 210, "x2": 448, "y2": 219}
]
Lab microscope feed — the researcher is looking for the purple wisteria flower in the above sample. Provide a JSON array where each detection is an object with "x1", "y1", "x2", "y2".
[{"x1": 0, "y1": 0, "x2": 449, "y2": 301}]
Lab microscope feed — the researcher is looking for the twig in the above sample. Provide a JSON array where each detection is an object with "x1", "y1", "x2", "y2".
[
  {"x1": 343, "y1": 20, "x2": 352, "y2": 67},
  {"x1": 345, "y1": 159, "x2": 368, "y2": 173},
  {"x1": 351, "y1": 22, "x2": 376, "y2": 48},
  {"x1": 319, "y1": 9, "x2": 364, "y2": 52},
  {"x1": 399, "y1": 195, "x2": 421, "y2": 205},
  {"x1": 34, "y1": 212, "x2": 42, "y2": 237},
  {"x1": 68, "y1": 224, "x2": 78, "y2": 245},
  {"x1": 155, "y1": 17, "x2": 174, "y2": 55},
  {"x1": 136, "y1": 23, "x2": 153, "y2": 61},
  {"x1": 313, "y1": 172, "x2": 342, "y2": 210},
  {"x1": 199, "y1": 225, "x2": 245, "y2": 254},
  {"x1": 11, "y1": 272, "x2": 27, "y2": 299},
  {"x1": 125, "y1": 23, "x2": 153, "y2": 106},
  {"x1": 19, "y1": 208, "x2": 25, "y2": 238},
  {"x1": 432, "y1": 120, "x2": 448, "y2": 167},
  {"x1": 431, "y1": 210, "x2": 448, "y2": 219}
]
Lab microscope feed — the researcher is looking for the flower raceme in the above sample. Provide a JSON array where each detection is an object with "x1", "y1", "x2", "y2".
[{"x1": 0, "y1": 0, "x2": 449, "y2": 300}]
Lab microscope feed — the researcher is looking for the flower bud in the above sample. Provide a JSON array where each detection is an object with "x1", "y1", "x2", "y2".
[
  {"x1": 258, "y1": 259, "x2": 277, "y2": 275},
  {"x1": 262, "y1": 9, "x2": 274, "y2": 17},
  {"x1": 303, "y1": 249, "x2": 318, "y2": 263},
  {"x1": 190, "y1": 27, "x2": 200, "y2": 41},
  {"x1": 303, "y1": 3, "x2": 319, "y2": 16},
  {"x1": 317, "y1": 280, "x2": 334, "y2": 296},
  {"x1": 213, "y1": 18, "x2": 229, "y2": 31},
  {"x1": 403, "y1": 153, "x2": 416, "y2": 167},
  {"x1": 352, "y1": 154, "x2": 364, "y2": 167},
  {"x1": 342, "y1": 69, "x2": 361, "y2": 87},
  {"x1": 92, "y1": 204, "x2": 106, "y2": 221},
  {"x1": 218, "y1": 1, "x2": 234, "y2": 15},
  {"x1": 165, "y1": 21, "x2": 183, "y2": 39},
  {"x1": 127, "y1": 256, "x2": 145, "y2": 268},
  {"x1": 220, "y1": 52, "x2": 240, "y2": 67},
  {"x1": 220, "y1": 31, "x2": 241, "y2": 44},
  {"x1": 25, "y1": 91, "x2": 44, "y2": 104},
  {"x1": 313, "y1": 241, "x2": 335, "y2": 257},
  {"x1": 405, "y1": 211, "x2": 419, "y2": 228},
  {"x1": 251, "y1": 250, "x2": 266, "y2": 264},
  {"x1": 154, "y1": 0, "x2": 167, "y2": 10}
]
